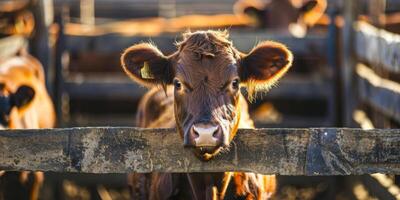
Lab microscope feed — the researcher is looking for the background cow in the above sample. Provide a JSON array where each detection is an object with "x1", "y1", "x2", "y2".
[
  {"x1": 0, "y1": 50, "x2": 56, "y2": 200},
  {"x1": 121, "y1": 30, "x2": 292, "y2": 199},
  {"x1": 234, "y1": 0, "x2": 327, "y2": 37}
]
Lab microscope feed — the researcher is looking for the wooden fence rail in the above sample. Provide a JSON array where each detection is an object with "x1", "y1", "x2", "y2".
[
  {"x1": 356, "y1": 63, "x2": 400, "y2": 124},
  {"x1": 0, "y1": 128, "x2": 399, "y2": 175},
  {"x1": 355, "y1": 21, "x2": 400, "y2": 73}
]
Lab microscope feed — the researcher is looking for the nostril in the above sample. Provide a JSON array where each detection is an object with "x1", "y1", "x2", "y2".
[
  {"x1": 191, "y1": 126, "x2": 199, "y2": 137},
  {"x1": 212, "y1": 127, "x2": 219, "y2": 138}
]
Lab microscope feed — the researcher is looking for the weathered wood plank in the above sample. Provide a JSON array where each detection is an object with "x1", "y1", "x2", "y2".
[
  {"x1": 0, "y1": 128, "x2": 399, "y2": 175},
  {"x1": 386, "y1": 0, "x2": 400, "y2": 13},
  {"x1": 356, "y1": 63, "x2": 400, "y2": 123},
  {"x1": 64, "y1": 32, "x2": 326, "y2": 57},
  {"x1": 63, "y1": 74, "x2": 147, "y2": 99},
  {"x1": 0, "y1": 0, "x2": 29, "y2": 12},
  {"x1": 63, "y1": 73, "x2": 332, "y2": 100},
  {"x1": 355, "y1": 21, "x2": 400, "y2": 74}
]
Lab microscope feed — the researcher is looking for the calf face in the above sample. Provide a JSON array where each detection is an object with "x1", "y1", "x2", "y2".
[
  {"x1": 0, "y1": 84, "x2": 35, "y2": 128},
  {"x1": 122, "y1": 30, "x2": 292, "y2": 160},
  {"x1": 235, "y1": 0, "x2": 326, "y2": 37}
]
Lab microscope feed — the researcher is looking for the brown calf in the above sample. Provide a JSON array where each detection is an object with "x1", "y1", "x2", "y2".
[
  {"x1": 0, "y1": 52, "x2": 55, "y2": 200},
  {"x1": 234, "y1": 0, "x2": 327, "y2": 36},
  {"x1": 122, "y1": 30, "x2": 292, "y2": 199}
]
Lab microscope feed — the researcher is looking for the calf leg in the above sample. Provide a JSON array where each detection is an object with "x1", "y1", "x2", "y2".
[
  {"x1": 30, "y1": 171, "x2": 44, "y2": 200},
  {"x1": 1, "y1": 172, "x2": 29, "y2": 199},
  {"x1": 17, "y1": 171, "x2": 44, "y2": 200},
  {"x1": 19, "y1": 171, "x2": 29, "y2": 184},
  {"x1": 233, "y1": 173, "x2": 276, "y2": 200},
  {"x1": 128, "y1": 173, "x2": 150, "y2": 200},
  {"x1": 150, "y1": 173, "x2": 180, "y2": 200},
  {"x1": 262, "y1": 175, "x2": 276, "y2": 199}
]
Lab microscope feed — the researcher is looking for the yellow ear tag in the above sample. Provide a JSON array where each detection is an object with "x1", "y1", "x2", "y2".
[{"x1": 140, "y1": 62, "x2": 154, "y2": 79}]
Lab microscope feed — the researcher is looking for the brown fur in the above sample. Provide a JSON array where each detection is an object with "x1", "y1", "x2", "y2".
[{"x1": 122, "y1": 30, "x2": 292, "y2": 199}]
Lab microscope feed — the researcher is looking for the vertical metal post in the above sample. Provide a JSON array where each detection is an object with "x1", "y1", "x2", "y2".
[
  {"x1": 327, "y1": 6, "x2": 339, "y2": 126},
  {"x1": 54, "y1": 6, "x2": 68, "y2": 127},
  {"x1": 341, "y1": 0, "x2": 357, "y2": 127},
  {"x1": 29, "y1": 0, "x2": 54, "y2": 94}
]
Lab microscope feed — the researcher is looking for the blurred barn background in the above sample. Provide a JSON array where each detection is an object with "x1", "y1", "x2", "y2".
[{"x1": 0, "y1": 0, "x2": 399, "y2": 199}]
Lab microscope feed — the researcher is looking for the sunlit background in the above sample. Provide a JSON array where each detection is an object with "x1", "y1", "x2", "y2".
[{"x1": 0, "y1": 0, "x2": 399, "y2": 199}]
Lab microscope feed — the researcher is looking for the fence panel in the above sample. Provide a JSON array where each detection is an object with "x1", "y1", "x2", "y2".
[{"x1": 0, "y1": 128, "x2": 399, "y2": 175}]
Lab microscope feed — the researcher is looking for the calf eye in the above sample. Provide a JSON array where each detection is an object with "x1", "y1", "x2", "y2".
[
  {"x1": 174, "y1": 79, "x2": 182, "y2": 90},
  {"x1": 231, "y1": 79, "x2": 240, "y2": 90}
]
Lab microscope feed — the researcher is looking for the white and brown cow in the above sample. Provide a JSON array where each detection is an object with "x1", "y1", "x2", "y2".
[
  {"x1": 0, "y1": 51, "x2": 56, "y2": 200},
  {"x1": 121, "y1": 30, "x2": 292, "y2": 200}
]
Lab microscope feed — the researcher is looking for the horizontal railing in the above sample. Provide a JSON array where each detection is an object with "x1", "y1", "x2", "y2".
[{"x1": 0, "y1": 127, "x2": 399, "y2": 175}]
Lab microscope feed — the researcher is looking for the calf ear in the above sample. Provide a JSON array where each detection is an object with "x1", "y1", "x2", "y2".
[
  {"x1": 121, "y1": 43, "x2": 174, "y2": 87},
  {"x1": 239, "y1": 41, "x2": 293, "y2": 97},
  {"x1": 11, "y1": 85, "x2": 35, "y2": 108}
]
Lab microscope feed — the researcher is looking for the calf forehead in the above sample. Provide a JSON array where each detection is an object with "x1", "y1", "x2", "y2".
[{"x1": 176, "y1": 53, "x2": 238, "y2": 84}]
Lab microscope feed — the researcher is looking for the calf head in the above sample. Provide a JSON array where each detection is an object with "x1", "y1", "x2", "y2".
[
  {"x1": 121, "y1": 30, "x2": 292, "y2": 160},
  {"x1": 0, "y1": 84, "x2": 35, "y2": 128},
  {"x1": 236, "y1": 0, "x2": 324, "y2": 37}
]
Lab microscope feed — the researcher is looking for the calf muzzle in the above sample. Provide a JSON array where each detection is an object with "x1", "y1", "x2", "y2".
[{"x1": 184, "y1": 122, "x2": 223, "y2": 148}]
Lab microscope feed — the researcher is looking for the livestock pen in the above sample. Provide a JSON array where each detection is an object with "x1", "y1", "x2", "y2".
[{"x1": 0, "y1": 0, "x2": 399, "y2": 199}]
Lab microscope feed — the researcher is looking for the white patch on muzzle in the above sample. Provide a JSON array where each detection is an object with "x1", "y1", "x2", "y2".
[{"x1": 193, "y1": 125, "x2": 218, "y2": 147}]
